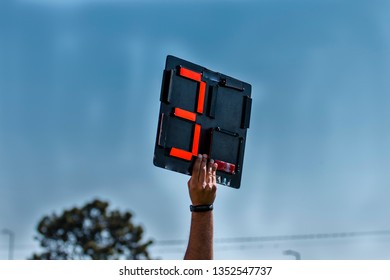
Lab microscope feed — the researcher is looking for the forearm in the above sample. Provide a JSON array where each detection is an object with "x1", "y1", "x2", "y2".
[
  {"x1": 184, "y1": 211, "x2": 214, "y2": 260},
  {"x1": 184, "y1": 154, "x2": 217, "y2": 260}
]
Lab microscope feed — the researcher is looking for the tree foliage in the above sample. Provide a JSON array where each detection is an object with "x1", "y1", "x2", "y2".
[{"x1": 31, "y1": 199, "x2": 153, "y2": 260}]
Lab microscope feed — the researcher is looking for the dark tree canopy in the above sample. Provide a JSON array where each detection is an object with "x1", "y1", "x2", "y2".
[{"x1": 31, "y1": 199, "x2": 153, "y2": 260}]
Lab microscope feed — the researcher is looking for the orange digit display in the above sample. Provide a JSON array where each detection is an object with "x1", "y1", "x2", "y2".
[{"x1": 168, "y1": 67, "x2": 205, "y2": 161}]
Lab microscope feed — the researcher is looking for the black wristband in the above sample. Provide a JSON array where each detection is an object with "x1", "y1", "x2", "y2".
[{"x1": 190, "y1": 204, "x2": 213, "y2": 212}]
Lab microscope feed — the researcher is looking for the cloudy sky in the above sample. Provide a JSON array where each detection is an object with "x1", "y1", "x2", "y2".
[{"x1": 1, "y1": 0, "x2": 390, "y2": 259}]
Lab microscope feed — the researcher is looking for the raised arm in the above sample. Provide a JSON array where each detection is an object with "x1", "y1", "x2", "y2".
[{"x1": 184, "y1": 154, "x2": 218, "y2": 260}]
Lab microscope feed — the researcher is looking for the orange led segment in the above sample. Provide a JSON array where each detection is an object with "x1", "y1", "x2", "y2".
[
  {"x1": 197, "y1": 81, "x2": 206, "y2": 114},
  {"x1": 192, "y1": 124, "x2": 201, "y2": 155},
  {"x1": 174, "y1": 107, "x2": 196, "y2": 122},
  {"x1": 179, "y1": 67, "x2": 202, "y2": 82},
  {"x1": 170, "y1": 147, "x2": 193, "y2": 161}
]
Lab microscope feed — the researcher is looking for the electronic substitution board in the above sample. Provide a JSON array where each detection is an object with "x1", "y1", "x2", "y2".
[{"x1": 153, "y1": 55, "x2": 252, "y2": 188}]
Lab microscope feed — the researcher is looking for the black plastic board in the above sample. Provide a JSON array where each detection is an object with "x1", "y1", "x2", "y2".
[{"x1": 153, "y1": 55, "x2": 252, "y2": 189}]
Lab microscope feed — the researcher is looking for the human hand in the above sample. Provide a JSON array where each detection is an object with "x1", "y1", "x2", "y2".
[{"x1": 187, "y1": 154, "x2": 218, "y2": 206}]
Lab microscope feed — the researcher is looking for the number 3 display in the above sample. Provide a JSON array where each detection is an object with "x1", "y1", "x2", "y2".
[{"x1": 153, "y1": 55, "x2": 252, "y2": 189}]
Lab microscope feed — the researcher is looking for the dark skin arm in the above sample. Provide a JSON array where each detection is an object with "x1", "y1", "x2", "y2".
[{"x1": 184, "y1": 154, "x2": 218, "y2": 260}]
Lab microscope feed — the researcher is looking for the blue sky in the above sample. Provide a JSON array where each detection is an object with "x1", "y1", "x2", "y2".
[{"x1": 1, "y1": 0, "x2": 390, "y2": 259}]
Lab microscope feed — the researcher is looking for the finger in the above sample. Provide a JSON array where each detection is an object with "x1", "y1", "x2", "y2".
[
  {"x1": 207, "y1": 159, "x2": 214, "y2": 185},
  {"x1": 198, "y1": 154, "x2": 208, "y2": 187},
  {"x1": 212, "y1": 161, "x2": 218, "y2": 186},
  {"x1": 191, "y1": 154, "x2": 202, "y2": 185},
  {"x1": 211, "y1": 182, "x2": 217, "y2": 195}
]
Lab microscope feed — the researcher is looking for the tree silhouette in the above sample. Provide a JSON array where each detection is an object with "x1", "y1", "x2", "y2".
[{"x1": 31, "y1": 199, "x2": 153, "y2": 260}]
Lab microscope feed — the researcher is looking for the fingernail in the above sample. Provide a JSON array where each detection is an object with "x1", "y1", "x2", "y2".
[
  {"x1": 198, "y1": 154, "x2": 202, "y2": 159},
  {"x1": 203, "y1": 154, "x2": 208, "y2": 159},
  {"x1": 210, "y1": 159, "x2": 214, "y2": 164}
]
